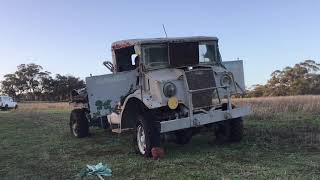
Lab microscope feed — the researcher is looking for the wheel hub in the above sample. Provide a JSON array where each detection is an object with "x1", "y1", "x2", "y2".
[
  {"x1": 137, "y1": 125, "x2": 146, "y2": 155},
  {"x1": 72, "y1": 122, "x2": 79, "y2": 137}
]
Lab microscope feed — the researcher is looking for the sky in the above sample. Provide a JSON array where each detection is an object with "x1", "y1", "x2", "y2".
[{"x1": 0, "y1": 0, "x2": 319, "y2": 87}]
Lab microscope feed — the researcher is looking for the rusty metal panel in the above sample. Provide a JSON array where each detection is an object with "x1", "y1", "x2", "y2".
[
  {"x1": 86, "y1": 70, "x2": 138, "y2": 118},
  {"x1": 111, "y1": 36, "x2": 218, "y2": 50},
  {"x1": 222, "y1": 60, "x2": 246, "y2": 92}
]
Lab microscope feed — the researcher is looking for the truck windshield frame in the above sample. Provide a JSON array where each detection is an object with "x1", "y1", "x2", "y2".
[
  {"x1": 142, "y1": 44, "x2": 169, "y2": 70},
  {"x1": 198, "y1": 41, "x2": 222, "y2": 65},
  {"x1": 142, "y1": 41, "x2": 221, "y2": 70}
]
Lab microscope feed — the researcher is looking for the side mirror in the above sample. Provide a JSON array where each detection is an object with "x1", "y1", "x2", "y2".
[{"x1": 103, "y1": 61, "x2": 114, "y2": 72}]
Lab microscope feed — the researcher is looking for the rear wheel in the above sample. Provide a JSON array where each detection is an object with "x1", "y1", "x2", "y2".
[
  {"x1": 14, "y1": 105, "x2": 18, "y2": 109},
  {"x1": 69, "y1": 109, "x2": 89, "y2": 138},
  {"x1": 4, "y1": 105, "x2": 8, "y2": 111},
  {"x1": 134, "y1": 112, "x2": 160, "y2": 157}
]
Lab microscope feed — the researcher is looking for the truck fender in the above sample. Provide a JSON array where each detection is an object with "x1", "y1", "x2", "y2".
[{"x1": 119, "y1": 91, "x2": 162, "y2": 129}]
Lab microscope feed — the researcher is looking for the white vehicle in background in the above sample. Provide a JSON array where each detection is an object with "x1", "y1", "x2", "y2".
[{"x1": 0, "y1": 96, "x2": 18, "y2": 110}]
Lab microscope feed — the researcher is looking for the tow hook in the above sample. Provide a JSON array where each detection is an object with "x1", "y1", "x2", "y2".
[{"x1": 224, "y1": 112, "x2": 232, "y2": 119}]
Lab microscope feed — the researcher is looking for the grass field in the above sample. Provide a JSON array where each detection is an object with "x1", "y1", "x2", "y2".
[{"x1": 1, "y1": 96, "x2": 320, "y2": 179}]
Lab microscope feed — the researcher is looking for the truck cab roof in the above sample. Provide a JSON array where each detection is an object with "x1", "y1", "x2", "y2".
[
  {"x1": 110, "y1": 36, "x2": 220, "y2": 72},
  {"x1": 111, "y1": 36, "x2": 218, "y2": 50}
]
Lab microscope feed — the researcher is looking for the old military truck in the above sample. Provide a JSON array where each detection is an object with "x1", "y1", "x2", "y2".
[{"x1": 69, "y1": 36, "x2": 251, "y2": 157}]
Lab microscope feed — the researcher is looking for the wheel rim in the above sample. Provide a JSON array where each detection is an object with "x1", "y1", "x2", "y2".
[
  {"x1": 137, "y1": 125, "x2": 146, "y2": 155},
  {"x1": 72, "y1": 122, "x2": 79, "y2": 137}
]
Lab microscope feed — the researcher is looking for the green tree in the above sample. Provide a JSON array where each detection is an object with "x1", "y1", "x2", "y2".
[
  {"x1": 1, "y1": 63, "x2": 85, "y2": 101},
  {"x1": 1, "y1": 74, "x2": 19, "y2": 98},
  {"x1": 53, "y1": 74, "x2": 85, "y2": 101},
  {"x1": 248, "y1": 60, "x2": 320, "y2": 97},
  {"x1": 246, "y1": 84, "x2": 266, "y2": 97}
]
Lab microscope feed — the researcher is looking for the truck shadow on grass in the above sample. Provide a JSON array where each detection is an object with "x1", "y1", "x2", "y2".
[{"x1": 80, "y1": 113, "x2": 320, "y2": 159}]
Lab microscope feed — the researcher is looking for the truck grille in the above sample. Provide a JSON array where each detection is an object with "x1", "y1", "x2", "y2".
[{"x1": 185, "y1": 68, "x2": 216, "y2": 109}]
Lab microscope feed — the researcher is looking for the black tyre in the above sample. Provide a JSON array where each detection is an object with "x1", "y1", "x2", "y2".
[
  {"x1": 174, "y1": 129, "x2": 193, "y2": 145},
  {"x1": 69, "y1": 109, "x2": 89, "y2": 138},
  {"x1": 4, "y1": 105, "x2": 8, "y2": 111},
  {"x1": 214, "y1": 120, "x2": 230, "y2": 144},
  {"x1": 229, "y1": 117, "x2": 243, "y2": 142},
  {"x1": 214, "y1": 103, "x2": 243, "y2": 143},
  {"x1": 134, "y1": 112, "x2": 160, "y2": 157},
  {"x1": 15, "y1": 105, "x2": 18, "y2": 109}
]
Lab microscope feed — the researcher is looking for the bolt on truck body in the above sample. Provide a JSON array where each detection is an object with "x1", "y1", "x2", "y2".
[{"x1": 70, "y1": 36, "x2": 251, "y2": 157}]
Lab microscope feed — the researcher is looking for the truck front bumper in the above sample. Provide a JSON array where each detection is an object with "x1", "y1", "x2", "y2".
[{"x1": 160, "y1": 106, "x2": 251, "y2": 133}]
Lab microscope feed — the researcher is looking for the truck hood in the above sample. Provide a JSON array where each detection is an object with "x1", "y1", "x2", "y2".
[
  {"x1": 145, "y1": 68, "x2": 184, "y2": 82},
  {"x1": 145, "y1": 66, "x2": 228, "y2": 82}
]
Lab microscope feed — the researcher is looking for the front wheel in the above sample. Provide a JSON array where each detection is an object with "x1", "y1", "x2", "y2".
[
  {"x1": 214, "y1": 120, "x2": 230, "y2": 144},
  {"x1": 214, "y1": 117, "x2": 244, "y2": 143},
  {"x1": 134, "y1": 112, "x2": 160, "y2": 157},
  {"x1": 215, "y1": 103, "x2": 244, "y2": 143},
  {"x1": 69, "y1": 109, "x2": 89, "y2": 138},
  {"x1": 229, "y1": 117, "x2": 243, "y2": 142},
  {"x1": 174, "y1": 129, "x2": 193, "y2": 145}
]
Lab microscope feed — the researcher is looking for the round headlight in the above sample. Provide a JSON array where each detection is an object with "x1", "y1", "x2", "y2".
[
  {"x1": 220, "y1": 74, "x2": 232, "y2": 87},
  {"x1": 163, "y1": 82, "x2": 177, "y2": 97}
]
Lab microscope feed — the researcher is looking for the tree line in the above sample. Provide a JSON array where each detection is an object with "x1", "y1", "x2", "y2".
[
  {"x1": 0, "y1": 63, "x2": 85, "y2": 101},
  {"x1": 1, "y1": 60, "x2": 319, "y2": 101},
  {"x1": 246, "y1": 60, "x2": 320, "y2": 97}
]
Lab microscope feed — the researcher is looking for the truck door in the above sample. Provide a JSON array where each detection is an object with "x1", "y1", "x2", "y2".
[
  {"x1": 222, "y1": 60, "x2": 246, "y2": 93},
  {"x1": 86, "y1": 70, "x2": 138, "y2": 118}
]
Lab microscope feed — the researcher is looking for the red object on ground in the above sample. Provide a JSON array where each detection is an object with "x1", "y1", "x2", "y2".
[{"x1": 151, "y1": 147, "x2": 165, "y2": 160}]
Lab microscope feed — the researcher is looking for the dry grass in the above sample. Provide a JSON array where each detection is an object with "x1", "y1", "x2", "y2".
[
  {"x1": 235, "y1": 95, "x2": 320, "y2": 116},
  {"x1": 17, "y1": 102, "x2": 71, "y2": 112},
  {"x1": 235, "y1": 95, "x2": 320, "y2": 152},
  {"x1": 16, "y1": 95, "x2": 320, "y2": 114}
]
